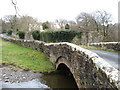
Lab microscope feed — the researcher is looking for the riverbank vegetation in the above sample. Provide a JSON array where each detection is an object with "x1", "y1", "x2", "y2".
[{"x1": 1, "y1": 38, "x2": 55, "y2": 72}]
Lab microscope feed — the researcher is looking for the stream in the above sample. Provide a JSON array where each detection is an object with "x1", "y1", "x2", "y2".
[{"x1": 1, "y1": 69, "x2": 78, "y2": 89}]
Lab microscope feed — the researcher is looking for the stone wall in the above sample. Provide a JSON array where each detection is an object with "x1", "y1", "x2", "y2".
[
  {"x1": 1, "y1": 35, "x2": 120, "y2": 89},
  {"x1": 89, "y1": 42, "x2": 120, "y2": 51}
]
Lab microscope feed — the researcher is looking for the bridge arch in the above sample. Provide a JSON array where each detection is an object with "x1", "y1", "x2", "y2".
[
  {"x1": 55, "y1": 56, "x2": 83, "y2": 88},
  {"x1": 55, "y1": 56, "x2": 71, "y2": 69},
  {"x1": 56, "y1": 63, "x2": 78, "y2": 88}
]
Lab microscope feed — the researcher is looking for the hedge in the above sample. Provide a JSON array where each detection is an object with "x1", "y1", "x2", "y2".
[
  {"x1": 32, "y1": 30, "x2": 40, "y2": 40},
  {"x1": 18, "y1": 31, "x2": 25, "y2": 39},
  {"x1": 40, "y1": 30, "x2": 81, "y2": 42},
  {"x1": 7, "y1": 30, "x2": 13, "y2": 35}
]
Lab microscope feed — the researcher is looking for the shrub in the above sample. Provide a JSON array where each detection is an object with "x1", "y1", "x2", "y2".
[
  {"x1": 32, "y1": 30, "x2": 40, "y2": 40},
  {"x1": 7, "y1": 30, "x2": 13, "y2": 35},
  {"x1": 42, "y1": 21, "x2": 50, "y2": 30},
  {"x1": 65, "y1": 24, "x2": 70, "y2": 29},
  {"x1": 16, "y1": 29, "x2": 19, "y2": 35},
  {"x1": 2, "y1": 31, "x2": 6, "y2": 34},
  {"x1": 18, "y1": 31, "x2": 25, "y2": 39},
  {"x1": 16, "y1": 29, "x2": 19, "y2": 32},
  {"x1": 40, "y1": 30, "x2": 81, "y2": 42}
]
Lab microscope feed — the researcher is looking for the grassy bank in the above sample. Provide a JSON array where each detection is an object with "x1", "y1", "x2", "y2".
[
  {"x1": 1, "y1": 38, "x2": 55, "y2": 72},
  {"x1": 79, "y1": 45, "x2": 119, "y2": 53}
]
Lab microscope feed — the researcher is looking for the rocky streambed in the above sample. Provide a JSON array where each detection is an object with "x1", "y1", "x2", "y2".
[{"x1": 0, "y1": 65, "x2": 49, "y2": 88}]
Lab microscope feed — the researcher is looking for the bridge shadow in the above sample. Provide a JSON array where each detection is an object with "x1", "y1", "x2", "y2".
[{"x1": 57, "y1": 63, "x2": 78, "y2": 89}]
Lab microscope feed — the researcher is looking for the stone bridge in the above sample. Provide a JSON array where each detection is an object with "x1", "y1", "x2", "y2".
[{"x1": 1, "y1": 35, "x2": 120, "y2": 89}]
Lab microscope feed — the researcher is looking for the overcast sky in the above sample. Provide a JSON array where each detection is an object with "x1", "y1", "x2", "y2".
[{"x1": 0, "y1": 0, "x2": 119, "y2": 23}]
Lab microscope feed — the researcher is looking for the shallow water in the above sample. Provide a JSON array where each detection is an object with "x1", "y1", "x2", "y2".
[
  {"x1": 1, "y1": 74, "x2": 78, "y2": 89},
  {"x1": 1, "y1": 79, "x2": 49, "y2": 88},
  {"x1": 41, "y1": 74, "x2": 78, "y2": 88}
]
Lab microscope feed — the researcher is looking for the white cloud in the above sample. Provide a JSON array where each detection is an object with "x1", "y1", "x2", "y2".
[{"x1": 0, "y1": 0, "x2": 119, "y2": 23}]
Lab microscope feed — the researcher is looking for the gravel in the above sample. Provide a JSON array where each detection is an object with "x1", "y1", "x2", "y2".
[{"x1": 0, "y1": 66, "x2": 43, "y2": 83}]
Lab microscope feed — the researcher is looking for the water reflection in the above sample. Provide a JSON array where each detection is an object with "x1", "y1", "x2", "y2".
[
  {"x1": 41, "y1": 63, "x2": 78, "y2": 89},
  {"x1": 41, "y1": 74, "x2": 78, "y2": 89}
]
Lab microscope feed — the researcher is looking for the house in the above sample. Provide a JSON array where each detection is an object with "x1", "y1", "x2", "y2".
[{"x1": 28, "y1": 24, "x2": 43, "y2": 32}]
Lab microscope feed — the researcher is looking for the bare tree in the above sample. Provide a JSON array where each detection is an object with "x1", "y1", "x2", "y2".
[
  {"x1": 10, "y1": 0, "x2": 20, "y2": 33},
  {"x1": 2, "y1": 15, "x2": 38, "y2": 33},
  {"x1": 108, "y1": 23, "x2": 118, "y2": 41},
  {"x1": 68, "y1": 21, "x2": 77, "y2": 30},
  {"x1": 3, "y1": 15, "x2": 17, "y2": 30},
  {"x1": 17, "y1": 15, "x2": 38, "y2": 32},
  {"x1": 94, "y1": 10, "x2": 112, "y2": 36},
  {"x1": 55, "y1": 19, "x2": 68, "y2": 29},
  {"x1": 76, "y1": 12, "x2": 98, "y2": 32},
  {"x1": 11, "y1": 0, "x2": 20, "y2": 16}
]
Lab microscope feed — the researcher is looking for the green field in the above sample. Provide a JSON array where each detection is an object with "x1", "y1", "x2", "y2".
[{"x1": 1, "y1": 38, "x2": 55, "y2": 72}]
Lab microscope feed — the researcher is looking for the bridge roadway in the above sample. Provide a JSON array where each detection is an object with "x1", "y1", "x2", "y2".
[{"x1": 88, "y1": 49, "x2": 119, "y2": 70}]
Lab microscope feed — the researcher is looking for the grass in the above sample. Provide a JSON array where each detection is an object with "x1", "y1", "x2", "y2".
[
  {"x1": 1, "y1": 38, "x2": 55, "y2": 72},
  {"x1": 79, "y1": 45, "x2": 120, "y2": 53}
]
